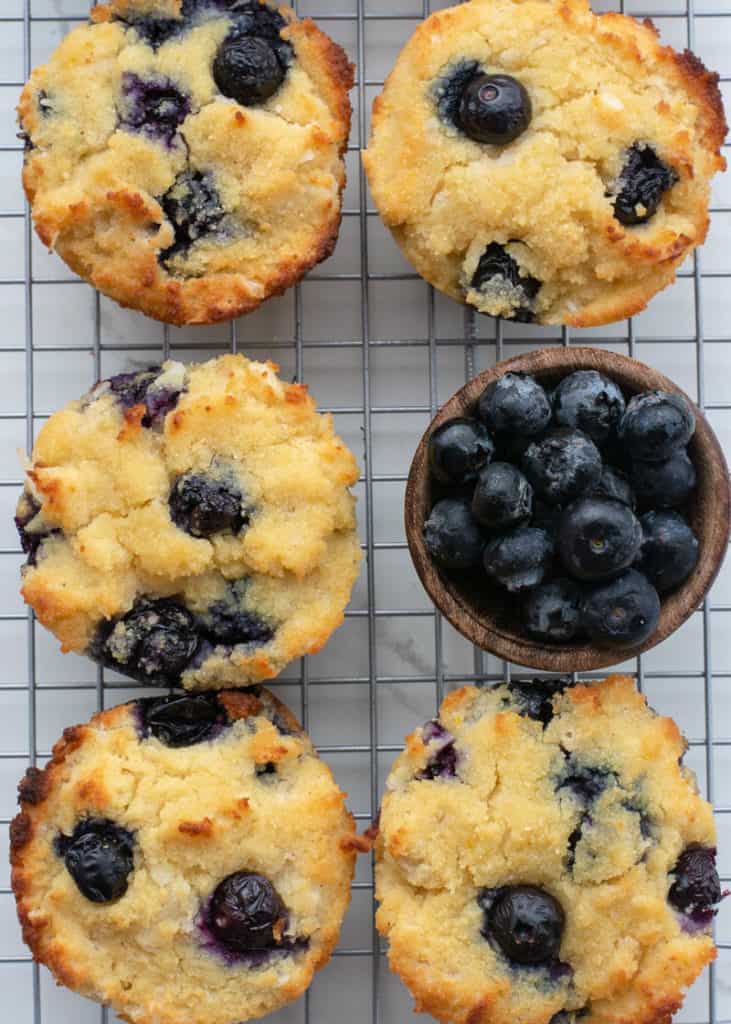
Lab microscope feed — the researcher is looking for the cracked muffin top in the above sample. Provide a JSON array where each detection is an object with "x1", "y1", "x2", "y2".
[
  {"x1": 374, "y1": 674, "x2": 724, "y2": 1024},
  {"x1": 10, "y1": 687, "x2": 362, "y2": 1024},
  {"x1": 363, "y1": 0, "x2": 726, "y2": 327},
  {"x1": 18, "y1": 0, "x2": 354, "y2": 325},
  {"x1": 16, "y1": 354, "x2": 361, "y2": 689}
]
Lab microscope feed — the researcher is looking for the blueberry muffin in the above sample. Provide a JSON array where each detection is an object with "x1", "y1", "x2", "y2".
[
  {"x1": 11, "y1": 687, "x2": 363, "y2": 1024},
  {"x1": 373, "y1": 674, "x2": 724, "y2": 1024},
  {"x1": 16, "y1": 355, "x2": 361, "y2": 688},
  {"x1": 363, "y1": 0, "x2": 726, "y2": 326},
  {"x1": 18, "y1": 1, "x2": 354, "y2": 325}
]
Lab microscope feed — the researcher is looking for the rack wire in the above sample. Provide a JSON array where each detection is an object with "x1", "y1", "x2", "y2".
[{"x1": 0, "y1": 0, "x2": 728, "y2": 1022}]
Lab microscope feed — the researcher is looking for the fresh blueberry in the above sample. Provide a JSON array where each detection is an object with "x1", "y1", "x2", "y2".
[
  {"x1": 668, "y1": 846, "x2": 723, "y2": 923},
  {"x1": 522, "y1": 429, "x2": 602, "y2": 506},
  {"x1": 160, "y1": 171, "x2": 226, "y2": 263},
  {"x1": 506, "y1": 677, "x2": 573, "y2": 726},
  {"x1": 428, "y1": 417, "x2": 494, "y2": 486},
  {"x1": 523, "y1": 579, "x2": 584, "y2": 643},
  {"x1": 470, "y1": 245, "x2": 541, "y2": 322},
  {"x1": 630, "y1": 450, "x2": 696, "y2": 509},
  {"x1": 424, "y1": 498, "x2": 485, "y2": 571},
  {"x1": 94, "y1": 598, "x2": 199, "y2": 686},
  {"x1": 580, "y1": 569, "x2": 660, "y2": 648},
  {"x1": 472, "y1": 462, "x2": 533, "y2": 530},
  {"x1": 169, "y1": 472, "x2": 247, "y2": 538},
  {"x1": 552, "y1": 370, "x2": 626, "y2": 446},
  {"x1": 137, "y1": 693, "x2": 225, "y2": 747},
  {"x1": 590, "y1": 465, "x2": 635, "y2": 510},
  {"x1": 638, "y1": 510, "x2": 699, "y2": 594},
  {"x1": 612, "y1": 143, "x2": 678, "y2": 226},
  {"x1": 457, "y1": 73, "x2": 532, "y2": 145},
  {"x1": 478, "y1": 373, "x2": 552, "y2": 438},
  {"x1": 531, "y1": 499, "x2": 564, "y2": 536},
  {"x1": 119, "y1": 73, "x2": 191, "y2": 146},
  {"x1": 433, "y1": 59, "x2": 480, "y2": 129},
  {"x1": 214, "y1": 36, "x2": 286, "y2": 105},
  {"x1": 480, "y1": 885, "x2": 565, "y2": 965},
  {"x1": 209, "y1": 872, "x2": 286, "y2": 951},
  {"x1": 492, "y1": 432, "x2": 536, "y2": 466},
  {"x1": 55, "y1": 819, "x2": 135, "y2": 903},
  {"x1": 483, "y1": 526, "x2": 554, "y2": 592},
  {"x1": 618, "y1": 391, "x2": 695, "y2": 462},
  {"x1": 558, "y1": 497, "x2": 643, "y2": 582},
  {"x1": 417, "y1": 720, "x2": 459, "y2": 780},
  {"x1": 198, "y1": 581, "x2": 274, "y2": 647}
]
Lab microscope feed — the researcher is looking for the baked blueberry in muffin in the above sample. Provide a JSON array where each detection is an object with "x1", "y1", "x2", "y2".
[
  {"x1": 18, "y1": 1, "x2": 354, "y2": 325},
  {"x1": 373, "y1": 675, "x2": 723, "y2": 1024},
  {"x1": 364, "y1": 0, "x2": 726, "y2": 326},
  {"x1": 16, "y1": 355, "x2": 361, "y2": 689},
  {"x1": 11, "y1": 687, "x2": 360, "y2": 1024}
]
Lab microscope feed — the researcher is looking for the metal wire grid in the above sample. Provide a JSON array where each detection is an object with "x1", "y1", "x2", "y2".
[{"x1": 0, "y1": 0, "x2": 727, "y2": 1022}]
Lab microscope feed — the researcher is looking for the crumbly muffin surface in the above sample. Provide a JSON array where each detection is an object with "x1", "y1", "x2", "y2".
[
  {"x1": 19, "y1": 0, "x2": 353, "y2": 325},
  {"x1": 17, "y1": 354, "x2": 361, "y2": 689},
  {"x1": 374, "y1": 675, "x2": 722, "y2": 1024},
  {"x1": 364, "y1": 0, "x2": 726, "y2": 327},
  {"x1": 11, "y1": 688, "x2": 360, "y2": 1024}
]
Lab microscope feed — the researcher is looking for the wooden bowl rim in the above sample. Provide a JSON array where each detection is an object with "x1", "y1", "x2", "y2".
[{"x1": 404, "y1": 346, "x2": 731, "y2": 672}]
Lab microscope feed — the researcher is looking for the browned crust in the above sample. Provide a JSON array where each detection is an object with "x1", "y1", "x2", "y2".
[
  {"x1": 177, "y1": 818, "x2": 214, "y2": 837},
  {"x1": 20, "y1": 3, "x2": 355, "y2": 327},
  {"x1": 10, "y1": 718, "x2": 106, "y2": 864},
  {"x1": 366, "y1": 1, "x2": 727, "y2": 329},
  {"x1": 376, "y1": 676, "x2": 718, "y2": 1024},
  {"x1": 340, "y1": 833, "x2": 373, "y2": 854},
  {"x1": 10, "y1": 717, "x2": 99, "y2": 966},
  {"x1": 672, "y1": 47, "x2": 728, "y2": 157},
  {"x1": 45, "y1": 176, "x2": 347, "y2": 329},
  {"x1": 10, "y1": 689, "x2": 363, "y2": 1016},
  {"x1": 218, "y1": 690, "x2": 264, "y2": 721},
  {"x1": 218, "y1": 687, "x2": 305, "y2": 736},
  {"x1": 357, "y1": 812, "x2": 381, "y2": 851},
  {"x1": 288, "y1": 16, "x2": 355, "y2": 156}
]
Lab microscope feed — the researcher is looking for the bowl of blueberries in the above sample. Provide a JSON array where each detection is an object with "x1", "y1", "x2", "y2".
[{"x1": 405, "y1": 347, "x2": 730, "y2": 671}]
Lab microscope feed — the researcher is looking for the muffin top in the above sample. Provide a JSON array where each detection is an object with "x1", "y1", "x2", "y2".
[
  {"x1": 364, "y1": 0, "x2": 726, "y2": 327},
  {"x1": 17, "y1": 354, "x2": 361, "y2": 689},
  {"x1": 19, "y1": 0, "x2": 353, "y2": 325},
  {"x1": 11, "y1": 687, "x2": 361, "y2": 1024},
  {"x1": 374, "y1": 674, "x2": 722, "y2": 1024}
]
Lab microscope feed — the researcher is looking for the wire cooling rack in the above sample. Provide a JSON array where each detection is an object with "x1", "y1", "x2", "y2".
[{"x1": 0, "y1": 1, "x2": 729, "y2": 1022}]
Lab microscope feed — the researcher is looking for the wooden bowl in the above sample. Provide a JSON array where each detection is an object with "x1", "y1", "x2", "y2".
[{"x1": 405, "y1": 347, "x2": 730, "y2": 672}]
